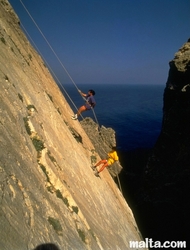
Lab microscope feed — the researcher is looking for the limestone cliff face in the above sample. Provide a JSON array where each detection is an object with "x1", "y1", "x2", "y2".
[
  {"x1": 139, "y1": 39, "x2": 190, "y2": 242},
  {"x1": 0, "y1": 1, "x2": 146, "y2": 249}
]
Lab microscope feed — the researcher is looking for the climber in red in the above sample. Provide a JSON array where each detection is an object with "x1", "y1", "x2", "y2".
[{"x1": 71, "y1": 89, "x2": 96, "y2": 120}]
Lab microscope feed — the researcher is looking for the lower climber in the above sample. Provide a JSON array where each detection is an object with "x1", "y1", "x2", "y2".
[{"x1": 92, "y1": 146, "x2": 119, "y2": 176}]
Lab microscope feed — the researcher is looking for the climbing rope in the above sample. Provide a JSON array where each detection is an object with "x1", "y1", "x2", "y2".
[
  {"x1": 116, "y1": 174, "x2": 123, "y2": 194},
  {"x1": 20, "y1": 23, "x2": 80, "y2": 115},
  {"x1": 19, "y1": 0, "x2": 99, "y2": 125},
  {"x1": 19, "y1": 1, "x2": 122, "y2": 193}
]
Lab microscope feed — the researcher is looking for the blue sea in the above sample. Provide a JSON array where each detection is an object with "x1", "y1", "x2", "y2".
[{"x1": 62, "y1": 83, "x2": 164, "y2": 151}]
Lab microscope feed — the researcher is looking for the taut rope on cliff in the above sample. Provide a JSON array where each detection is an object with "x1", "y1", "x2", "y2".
[
  {"x1": 19, "y1": 0, "x2": 100, "y2": 127},
  {"x1": 19, "y1": 0, "x2": 123, "y2": 194},
  {"x1": 20, "y1": 23, "x2": 79, "y2": 115}
]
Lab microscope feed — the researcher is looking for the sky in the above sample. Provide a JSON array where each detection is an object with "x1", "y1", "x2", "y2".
[{"x1": 8, "y1": 0, "x2": 190, "y2": 85}]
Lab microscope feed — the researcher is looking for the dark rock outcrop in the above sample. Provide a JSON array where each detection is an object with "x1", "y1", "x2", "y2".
[
  {"x1": 138, "y1": 39, "x2": 190, "y2": 243},
  {"x1": 81, "y1": 117, "x2": 123, "y2": 177}
]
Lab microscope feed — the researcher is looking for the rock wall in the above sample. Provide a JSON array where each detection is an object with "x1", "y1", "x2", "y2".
[
  {"x1": 0, "y1": 1, "x2": 146, "y2": 249},
  {"x1": 139, "y1": 39, "x2": 190, "y2": 242}
]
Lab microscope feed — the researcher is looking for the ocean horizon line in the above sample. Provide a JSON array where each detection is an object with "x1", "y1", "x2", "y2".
[{"x1": 61, "y1": 82, "x2": 165, "y2": 87}]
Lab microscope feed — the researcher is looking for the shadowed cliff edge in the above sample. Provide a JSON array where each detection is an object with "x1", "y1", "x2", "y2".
[
  {"x1": 122, "y1": 39, "x2": 190, "y2": 246},
  {"x1": 139, "y1": 38, "x2": 190, "y2": 243},
  {"x1": 0, "y1": 1, "x2": 147, "y2": 249}
]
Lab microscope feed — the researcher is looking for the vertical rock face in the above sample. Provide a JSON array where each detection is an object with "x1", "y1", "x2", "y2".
[
  {"x1": 140, "y1": 40, "x2": 190, "y2": 242},
  {"x1": 0, "y1": 1, "x2": 146, "y2": 249}
]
